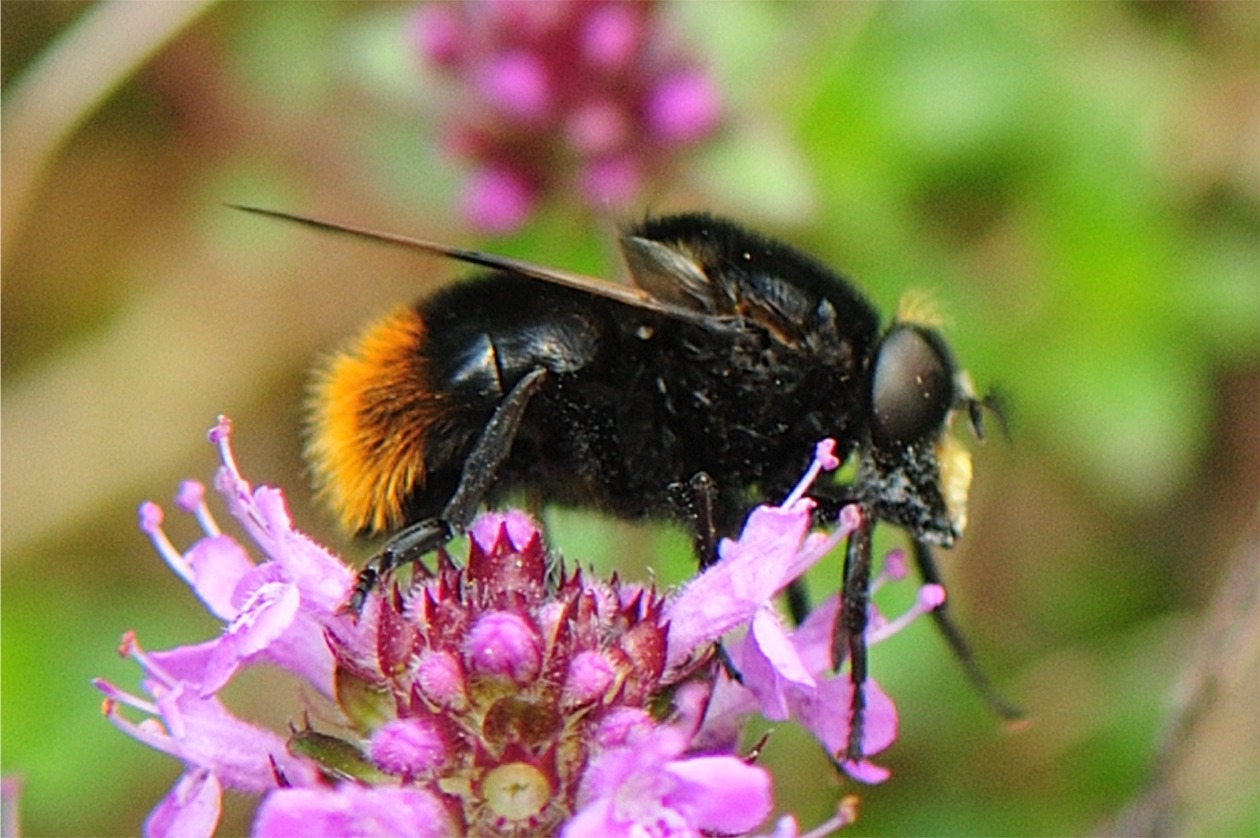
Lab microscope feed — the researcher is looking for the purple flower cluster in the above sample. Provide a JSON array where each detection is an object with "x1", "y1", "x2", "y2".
[
  {"x1": 96, "y1": 420, "x2": 940, "y2": 836},
  {"x1": 413, "y1": 0, "x2": 721, "y2": 231}
]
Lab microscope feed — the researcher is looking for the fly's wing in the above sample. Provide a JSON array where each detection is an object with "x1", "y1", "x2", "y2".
[
  {"x1": 620, "y1": 212, "x2": 854, "y2": 350},
  {"x1": 618, "y1": 233, "x2": 718, "y2": 313},
  {"x1": 229, "y1": 205, "x2": 728, "y2": 328}
]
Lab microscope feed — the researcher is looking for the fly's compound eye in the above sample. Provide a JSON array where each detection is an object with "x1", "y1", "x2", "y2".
[{"x1": 870, "y1": 325, "x2": 955, "y2": 448}]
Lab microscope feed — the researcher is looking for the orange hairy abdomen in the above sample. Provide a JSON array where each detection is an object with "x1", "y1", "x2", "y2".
[{"x1": 306, "y1": 307, "x2": 442, "y2": 536}]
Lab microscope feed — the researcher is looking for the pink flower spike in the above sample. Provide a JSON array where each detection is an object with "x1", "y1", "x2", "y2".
[
  {"x1": 112, "y1": 416, "x2": 934, "y2": 830},
  {"x1": 419, "y1": 2, "x2": 722, "y2": 224}
]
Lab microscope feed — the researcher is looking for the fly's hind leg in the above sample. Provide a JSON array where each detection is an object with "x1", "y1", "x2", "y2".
[
  {"x1": 669, "y1": 470, "x2": 722, "y2": 566},
  {"x1": 345, "y1": 367, "x2": 549, "y2": 613}
]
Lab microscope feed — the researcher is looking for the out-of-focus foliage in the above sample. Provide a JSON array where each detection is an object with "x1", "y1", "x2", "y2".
[{"x1": 3, "y1": 3, "x2": 1257, "y2": 836}]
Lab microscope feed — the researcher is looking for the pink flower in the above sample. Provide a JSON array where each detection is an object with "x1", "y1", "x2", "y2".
[
  {"x1": 664, "y1": 440, "x2": 852, "y2": 671},
  {"x1": 663, "y1": 439, "x2": 927, "y2": 783},
  {"x1": 134, "y1": 418, "x2": 357, "y2": 699},
  {"x1": 94, "y1": 633, "x2": 322, "y2": 836}
]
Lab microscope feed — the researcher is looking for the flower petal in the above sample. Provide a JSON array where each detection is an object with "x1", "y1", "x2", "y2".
[
  {"x1": 793, "y1": 675, "x2": 898, "y2": 783},
  {"x1": 252, "y1": 785, "x2": 455, "y2": 838},
  {"x1": 664, "y1": 755, "x2": 772, "y2": 834},
  {"x1": 750, "y1": 609, "x2": 814, "y2": 689},
  {"x1": 184, "y1": 535, "x2": 254, "y2": 619},
  {"x1": 154, "y1": 682, "x2": 318, "y2": 793},
  {"x1": 202, "y1": 580, "x2": 301, "y2": 695},
  {"x1": 144, "y1": 769, "x2": 221, "y2": 838}
]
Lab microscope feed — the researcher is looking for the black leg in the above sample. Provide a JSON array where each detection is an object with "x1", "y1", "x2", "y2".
[
  {"x1": 671, "y1": 470, "x2": 721, "y2": 566},
  {"x1": 833, "y1": 510, "x2": 874, "y2": 763},
  {"x1": 345, "y1": 367, "x2": 549, "y2": 613},
  {"x1": 441, "y1": 367, "x2": 548, "y2": 528},
  {"x1": 688, "y1": 471, "x2": 720, "y2": 567},
  {"x1": 345, "y1": 519, "x2": 452, "y2": 613},
  {"x1": 913, "y1": 540, "x2": 1023, "y2": 720}
]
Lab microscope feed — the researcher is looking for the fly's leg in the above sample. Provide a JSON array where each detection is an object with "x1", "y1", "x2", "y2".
[
  {"x1": 913, "y1": 540, "x2": 1023, "y2": 721},
  {"x1": 833, "y1": 510, "x2": 874, "y2": 763},
  {"x1": 345, "y1": 367, "x2": 549, "y2": 613}
]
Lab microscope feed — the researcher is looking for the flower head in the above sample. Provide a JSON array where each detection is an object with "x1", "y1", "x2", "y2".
[
  {"x1": 412, "y1": 0, "x2": 722, "y2": 231},
  {"x1": 323, "y1": 506, "x2": 693, "y2": 834},
  {"x1": 96, "y1": 421, "x2": 926, "y2": 835}
]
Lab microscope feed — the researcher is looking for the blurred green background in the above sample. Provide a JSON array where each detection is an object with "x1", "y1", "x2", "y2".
[{"x1": 3, "y1": 2, "x2": 1257, "y2": 836}]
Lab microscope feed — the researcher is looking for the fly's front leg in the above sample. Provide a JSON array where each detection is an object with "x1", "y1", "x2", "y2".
[
  {"x1": 832, "y1": 508, "x2": 874, "y2": 764},
  {"x1": 913, "y1": 540, "x2": 1023, "y2": 721}
]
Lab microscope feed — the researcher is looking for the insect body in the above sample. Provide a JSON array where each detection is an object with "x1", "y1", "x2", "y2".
[{"x1": 237, "y1": 206, "x2": 1018, "y2": 763}]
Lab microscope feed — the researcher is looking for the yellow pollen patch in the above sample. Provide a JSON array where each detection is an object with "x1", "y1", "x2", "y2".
[
  {"x1": 936, "y1": 432, "x2": 973, "y2": 536},
  {"x1": 306, "y1": 307, "x2": 435, "y2": 535}
]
